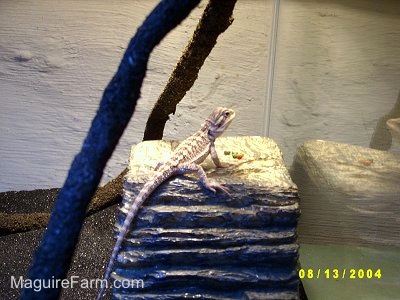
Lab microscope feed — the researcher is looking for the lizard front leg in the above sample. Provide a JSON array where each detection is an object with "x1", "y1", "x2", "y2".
[
  {"x1": 178, "y1": 162, "x2": 230, "y2": 195},
  {"x1": 210, "y1": 141, "x2": 223, "y2": 168},
  {"x1": 210, "y1": 141, "x2": 234, "y2": 169}
]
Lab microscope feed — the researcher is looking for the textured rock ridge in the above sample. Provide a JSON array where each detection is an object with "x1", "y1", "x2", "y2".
[{"x1": 113, "y1": 137, "x2": 300, "y2": 299}]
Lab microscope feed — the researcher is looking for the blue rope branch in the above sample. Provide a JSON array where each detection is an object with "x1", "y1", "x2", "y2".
[{"x1": 22, "y1": 1, "x2": 200, "y2": 299}]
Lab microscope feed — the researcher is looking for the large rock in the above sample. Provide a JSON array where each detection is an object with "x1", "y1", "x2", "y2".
[
  {"x1": 292, "y1": 139, "x2": 400, "y2": 247},
  {"x1": 112, "y1": 136, "x2": 300, "y2": 299}
]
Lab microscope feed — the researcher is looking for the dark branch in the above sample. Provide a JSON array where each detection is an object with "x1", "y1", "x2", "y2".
[
  {"x1": 143, "y1": 0, "x2": 237, "y2": 141},
  {"x1": 0, "y1": 169, "x2": 127, "y2": 236}
]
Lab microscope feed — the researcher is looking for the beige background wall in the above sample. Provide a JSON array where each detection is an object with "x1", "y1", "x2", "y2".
[{"x1": 0, "y1": 0, "x2": 399, "y2": 192}]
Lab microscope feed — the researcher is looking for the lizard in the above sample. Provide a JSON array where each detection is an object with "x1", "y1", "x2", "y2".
[{"x1": 96, "y1": 107, "x2": 235, "y2": 299}]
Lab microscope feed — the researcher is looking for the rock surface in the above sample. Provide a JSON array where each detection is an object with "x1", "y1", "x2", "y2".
[
  {"x1": 112, "y1": 136, "x2": 300, "y2": 299},
  {"x1": 292, "y1": 139, "x2": 400, "y2": 248}
]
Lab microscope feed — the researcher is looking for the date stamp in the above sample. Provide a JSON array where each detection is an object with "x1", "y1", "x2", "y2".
[{"x1": 298, "y1": 268, "x2": 382, "y2": 280}]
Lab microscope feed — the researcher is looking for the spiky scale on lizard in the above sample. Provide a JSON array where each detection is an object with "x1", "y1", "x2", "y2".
[{"x1": 96, "y1": 107, "x2": 235, "y2": 299}]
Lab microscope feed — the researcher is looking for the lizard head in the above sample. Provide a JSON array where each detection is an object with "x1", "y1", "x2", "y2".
[{"x1": 205, "y1": 107, "x2": 236, "y2": 139}]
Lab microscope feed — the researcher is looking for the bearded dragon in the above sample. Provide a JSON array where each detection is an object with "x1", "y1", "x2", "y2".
[{"x1": 96, "y1": 107, "x2": 235, "y2": 299}]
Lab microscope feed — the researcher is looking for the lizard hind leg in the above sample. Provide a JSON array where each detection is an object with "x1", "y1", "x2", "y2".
[{"x1": 178, "y1": 163, "x2": 231, "y2": 195}]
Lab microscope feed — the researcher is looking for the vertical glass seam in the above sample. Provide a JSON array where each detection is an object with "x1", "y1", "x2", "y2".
[{"x1": 263, "y1": 0, "x2": 280, "y2": 137}]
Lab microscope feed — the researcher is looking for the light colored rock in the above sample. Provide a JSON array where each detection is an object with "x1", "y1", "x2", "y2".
[{"x1": 292, "y1": 139, "x2": 400, "y2": 247}]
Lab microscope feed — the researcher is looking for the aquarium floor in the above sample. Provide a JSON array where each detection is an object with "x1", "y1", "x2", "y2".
[
  {"x1": 4, "y1": 188, "x2": 398, "y2": 299},
  {"x1": 0, "y1": 188, "x2": 117, "y2": 299},
  {"x1": 0, "y1": 188, "x2": 308, "y2": 300}
]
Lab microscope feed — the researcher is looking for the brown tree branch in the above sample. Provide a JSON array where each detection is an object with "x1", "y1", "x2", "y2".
[
  {"x1": 0, "y1": 168, "x2": 127, "y2": 236},
  {"x1": 143, "y1": 0, "x2": 237, "y2": 141}
]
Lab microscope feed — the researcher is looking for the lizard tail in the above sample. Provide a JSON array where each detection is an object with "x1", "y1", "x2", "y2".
[{"x1": 96, "y1": 168, "x2": 175, "y2": 299}]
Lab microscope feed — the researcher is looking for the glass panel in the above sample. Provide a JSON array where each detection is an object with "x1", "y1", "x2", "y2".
[{"x1": 270, "y1": 1, "x2": 400, "y2": 298}]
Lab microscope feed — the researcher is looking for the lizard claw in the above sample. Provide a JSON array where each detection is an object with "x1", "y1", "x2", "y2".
[
  {"x1": 216, "y1": 162, "x2": 234, "y2": 169},
  {"x1": 207, "y1": 182, "x2": 231, "y2": 196}
]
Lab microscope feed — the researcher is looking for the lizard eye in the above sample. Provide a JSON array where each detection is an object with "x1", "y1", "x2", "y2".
[{"x1": 224, "y1": 111, "x2": 230, "y2": 117}]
